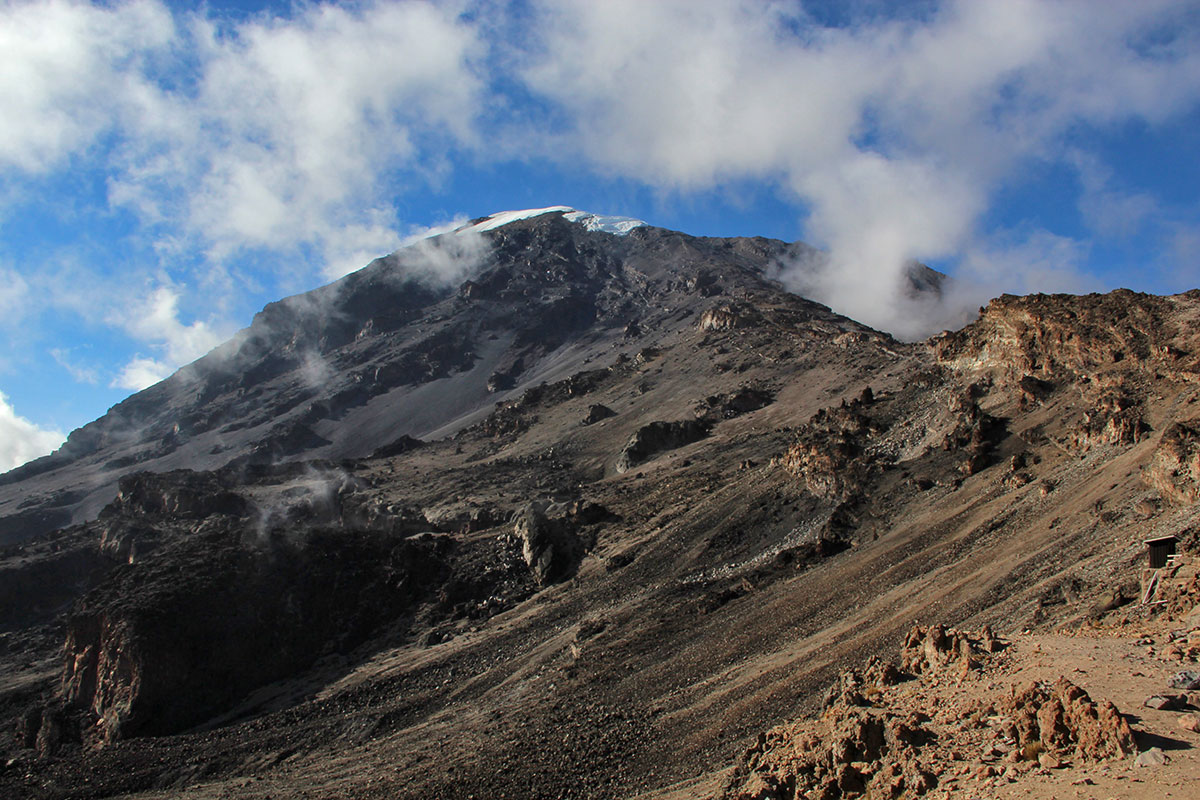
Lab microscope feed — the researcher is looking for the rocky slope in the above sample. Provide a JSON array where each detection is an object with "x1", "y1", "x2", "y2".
[
  {"x1": 2, "y1": 210, "x2": 1200, "y2": 799},
  {"x1": 0, "y1": 212, "x2": 845, "y2": 544}
]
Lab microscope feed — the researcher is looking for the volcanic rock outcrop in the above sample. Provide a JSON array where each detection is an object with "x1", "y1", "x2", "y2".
[
  {"x1": 1147, "y1": 422, "x2": 1200, "y2": 505},
  {"x1": 615, "y1": 420, "x2": 711, "y2": 473}
]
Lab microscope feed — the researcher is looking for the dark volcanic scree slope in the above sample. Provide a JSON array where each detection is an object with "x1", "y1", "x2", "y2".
[{"x1": 2, "y1": 208, "x2": 1199, "y2": 799}]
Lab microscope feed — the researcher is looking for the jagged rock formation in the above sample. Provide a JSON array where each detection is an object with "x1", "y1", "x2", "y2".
[
  {"x1": 582, "y1": 403, "x2": 616, "y2": 425},
  {"x1": 1147, "y1": 422, "x2": 1200, "y2": 504},
  {"x1": 722, "y1": 628, "x2": 1135, "y2": 800},
  {"x1": 700, "y1": 303, "x2": 757, "y2": 331},
  {"x1": 780, "y1": 392, "x2": 882, "y2": 500},
  {"x1": 931, "y1": 290, "x2": 1195, "y2": 384},
  {"x1": 694, "y1": 386, "x2": 775, "y2": 422},
  {"x1": 28, "y1": 465, "x2": 546, "y2": 746},
  {"x1": 512, "y1": 502, "x2": 583, "y2": 585},
  {"x1": 992, "y1": 678, "x2": 1135, "y2": 762}
]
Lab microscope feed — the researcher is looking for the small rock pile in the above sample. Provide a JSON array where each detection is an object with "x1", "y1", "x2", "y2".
[
  {"x1": 899, "y1": 623, "x2": 1004, "y2": 680},
  {"x1": 724, "y1": 677, "x2": 938, "y2": 800},
  {"x1": 989, "y1": 678, "x2": 1135, "y2": 762}
]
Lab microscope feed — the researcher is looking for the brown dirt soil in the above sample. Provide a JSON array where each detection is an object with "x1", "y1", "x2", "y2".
[{"x1": 720, "y1": 562, "x2": 1200, "y2": 800}]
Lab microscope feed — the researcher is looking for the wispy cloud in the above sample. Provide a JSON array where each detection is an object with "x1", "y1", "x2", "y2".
[
  {"x1": 516, "y1": 0, "x2": 1200, "y2": 335},
  {"x1": 0, "y1": 390, "x2": 63, "y2": 471},
  {"x1": 0, "y1": 266, "x2": 30, "y2": 323},
  {"x1": 50, "y1": 347, "x2": 100, "y2": 385},
  {"x1": 1070, "y1": 151, "x2": 1159, "y2": 241},
  {"x1": 109, "y1": 285, "x2": 226, "y2": 390}
]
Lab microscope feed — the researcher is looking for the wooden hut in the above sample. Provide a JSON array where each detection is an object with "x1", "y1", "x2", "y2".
[{"x1": 1145, "y1": 535, "x2": 1178, "y2": 569}]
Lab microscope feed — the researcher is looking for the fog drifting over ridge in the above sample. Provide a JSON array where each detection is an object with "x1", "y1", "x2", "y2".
[
  {"x1": 1, "y1": 0, "x2": 1199, "y2": 466},
  {"x1": 519, "y1": 0, "x2": 1199, "y2": 337}
]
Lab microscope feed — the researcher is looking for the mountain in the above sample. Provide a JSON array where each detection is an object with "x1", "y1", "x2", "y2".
[
  {"x1": 0, "y1": 208, "x2": 851, "y2": 543},
  {"x1": 2, "y1": 208, "x2": 1199, "y2": 799}
]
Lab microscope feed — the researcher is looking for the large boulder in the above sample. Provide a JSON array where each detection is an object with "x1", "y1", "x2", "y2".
[
  {"x1": 615, "y1": 420, "x2": 710, "y2": 474},
  {"x1": 512, "y1": 502, "x2": 583, "y2": 585}
]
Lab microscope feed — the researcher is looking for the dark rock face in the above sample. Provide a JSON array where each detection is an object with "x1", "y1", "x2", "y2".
[
  {"x1": 615, "y1": 420, "x2": 712, "y2": 473},
  {"x1": 941, "y1": 391, "x2": 1005, "y2": 476},
  {"x1": 16, "y1": 395, "x2": 644, "y2": 751},
  {"x1": 369, "y1": 434, "x2": 425, "y2": 459},
  {"x1": 513, "y1": 502, "x2": 584, "y2": 586},
  {"x1": 104, "y1": 471, "x2": 250, "y2": 520},
  {"x1": 0, "y1": 538, "x2": 109, "y2": 628},
  {"x1": 60, "y1": 524, "x2": 455, "y2": 741},
  {"x1": 781, "y1": 394, "x2": 882, "y2": 500},
  {"x1": 34, "y1": 463, "x2": 543, "y2": 745},
  {"x1": 694, "y1": 386, "x2": 774, "y2": 422}
]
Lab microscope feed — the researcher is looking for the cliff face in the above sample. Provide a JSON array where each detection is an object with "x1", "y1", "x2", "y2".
[
  {"x1": 934, "y1": 289, "x2": 1200, "y2": 459},
  {"x1": 48, "y1": 466, "x2": 548, "y2": 744},
  {"x1": 931, "y1": 290, "x2": 1199, "y2": 383}
]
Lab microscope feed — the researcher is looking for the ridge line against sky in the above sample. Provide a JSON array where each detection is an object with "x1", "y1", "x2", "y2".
[{"x1": 1, "y1": 0, "x2": 1199, "y2": 471}]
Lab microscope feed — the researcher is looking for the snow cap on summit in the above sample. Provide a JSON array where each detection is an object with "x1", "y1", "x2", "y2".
[{"x1": 461, "y1": 207, "x2": 646, "y2": 236}]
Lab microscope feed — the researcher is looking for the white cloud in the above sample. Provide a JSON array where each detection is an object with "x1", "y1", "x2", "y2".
[
  {"x1": 110, "y1": 286, "x2": 226, "y2": 390},
  {"x1": 113, "y1": 355, "x2": 171, "y2": 391},
  {"x1": 319, "y1": 213, "x2": 406, "y2": 280},
  {"x1": 0, "y1": 390, "x2": 63, "y2": 471},
  {"x1": 137, "y1": 286, "x2": 224, "y2": 365},
  {"x1": 111, "y1": 1, "x2": 485, "y2": 272},
  {"x1": 0, "y1": 0, "x2": 174, "y2": 172},
  {"x1": 516, "y1": 0, "x2": 1200, "y2": 336}
]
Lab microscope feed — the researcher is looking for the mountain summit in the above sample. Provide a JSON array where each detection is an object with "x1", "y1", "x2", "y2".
[
  {"x1": 0, "y1": 208, "x2": 861, "y2": 542},
  {"x1": 3, "y1": 211, "x2": 1199, "y2": 799}
]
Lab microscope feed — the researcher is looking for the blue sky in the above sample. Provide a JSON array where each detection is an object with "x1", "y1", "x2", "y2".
[{"x1": 1, "y1": 0, "x2": 1199, "y2": 470}]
